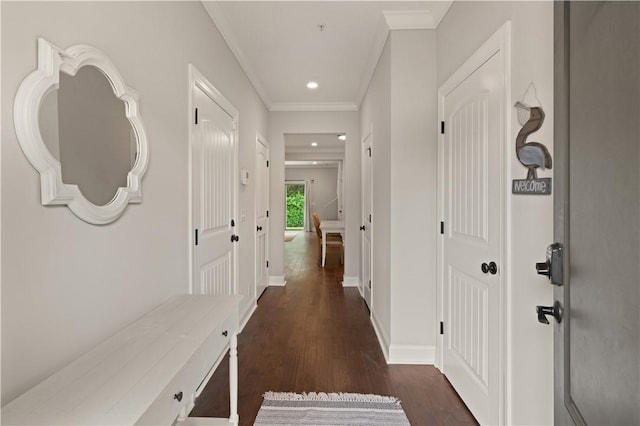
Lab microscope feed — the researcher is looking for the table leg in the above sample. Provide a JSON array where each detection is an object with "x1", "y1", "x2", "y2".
[
  {"x1": 229, "y1": 334, "x2": 238, "y2": 425},
  {"x1": 322, "y1": 230, "x2": 327, "y2": 267}
]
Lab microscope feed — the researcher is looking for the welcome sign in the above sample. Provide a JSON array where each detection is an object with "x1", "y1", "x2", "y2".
[{"x1": 512, "y1": 177, "x2": 552, "y2": 195}]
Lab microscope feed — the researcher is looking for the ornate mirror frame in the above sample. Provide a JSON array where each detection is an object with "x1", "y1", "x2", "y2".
[{"x1": 14, "y1": 38, "x2": 149, "y2": 225}]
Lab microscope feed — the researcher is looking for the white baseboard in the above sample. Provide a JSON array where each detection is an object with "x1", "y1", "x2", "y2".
[
  {"x1": 238, "y1": 302, "x2": 257, "y2": 333},
  {"x1": 269, "y1": 275, "x2": 286, "y2": 286},
  {"x1": 342, "y1": 276, "x2": 360, "y2": 287},
  {"x1": 388, "y1": 344, "x2": 435, "y2": 365},
  {"x1": 370, "y1": 311, "x2": 390, "y2": 362}
]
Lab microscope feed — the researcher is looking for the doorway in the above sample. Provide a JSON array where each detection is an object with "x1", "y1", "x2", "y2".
[{"x1": 285, "y1": 181, "x2": 306, "y2": 232}]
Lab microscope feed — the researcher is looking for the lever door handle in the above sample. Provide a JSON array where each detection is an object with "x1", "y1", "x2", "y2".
[
  {"x1": 536, "y1": 301, "x2": 562, "y2": 324},
  {"x1": 257, "y1": 226, "x2": 263, "y2": 231},
  {"x1": 360, "y1": 225, "x2": 366, "y2": 231}
]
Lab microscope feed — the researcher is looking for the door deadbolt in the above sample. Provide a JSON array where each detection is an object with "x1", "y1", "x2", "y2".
[{"x1": 536, "y1": 243, "x2": 563, "y2": 285}]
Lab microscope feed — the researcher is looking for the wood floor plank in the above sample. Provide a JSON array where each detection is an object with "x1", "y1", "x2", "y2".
[{"x1": 190, "y1": 232, "x2": 477, "y2": 425}]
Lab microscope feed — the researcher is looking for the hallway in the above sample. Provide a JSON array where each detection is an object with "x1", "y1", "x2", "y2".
[{"x1": 191, "y1": 231, "x2": 477, "y2": 425}]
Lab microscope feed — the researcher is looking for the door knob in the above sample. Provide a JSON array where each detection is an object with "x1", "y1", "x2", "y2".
[
  {"x1": 231, "y1": 234, "x2": 239, "y2": 242},
  {"x1": 536, "y1": 301, "x2": 562, "y2": 324},
  {"x1": 360, "y1": 225, "x2": 366, "y2": 231},
  {"x1": 256, "y1": 226, "x2": 262, "y2": 231},
  {"x1": 481, "y1": 262, "x2": 497, "y2": 275}
]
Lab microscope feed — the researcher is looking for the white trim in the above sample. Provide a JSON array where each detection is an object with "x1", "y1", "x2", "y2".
[
  {"x1": 270, "y1": 102, "x2": 358, "y2": 112},
  {"x1": 436, "y1": 21, "x2": 511, "y2": 426},
  {"x1": 13, "y1": 38, "x2": 149, "y2": 225},
  {"x1": 388, "y1": 345, "x2": 435, "y2": 365},
  {"x1": 268, "y1": 275, "x2": 286, "y2": 287},
  {"x1": 370, "y1": 311, "x2": 389, "y2": 363},
  {"x1": 341, "y1": 276, "x2": 359, "y2": 287},
  {"x1": 187, "y1": 64, "x2": 240, "y2": 295},
  {"x1": 355, "y1": 17, "x2": 390, "y2": 107}
]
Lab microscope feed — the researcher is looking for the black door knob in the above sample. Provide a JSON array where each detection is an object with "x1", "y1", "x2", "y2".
[
  {"x1": 257, "y1": 226, "x2": 262, "y2": 231},
  {"x1": 235, "y1": 235, "x2": 240, "y2": 242},
  {"x1": 481, "y1": 262, "x2": 498, "y2": 274},
  {"x1": 536, "y1": 301, "x2": 563, "y2": 324},
  {"x1": 231, "y1": 234, "x2": 240, "y2": 242},
  {"x1": 360, "y1": 225, "x2": 366, "y2": 231}
]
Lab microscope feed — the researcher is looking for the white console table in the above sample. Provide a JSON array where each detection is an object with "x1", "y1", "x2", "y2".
[{"x1": 2, "y1": 295, "x2": 242, "y2": 425}]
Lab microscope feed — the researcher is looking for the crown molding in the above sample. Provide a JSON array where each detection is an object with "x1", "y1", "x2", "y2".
[
  {"x1": 270, "y1": 102, "x2": 359, "y2": 112},
  {"x1": 201, "y1": 1, "x2": 272, "y2": 109}
]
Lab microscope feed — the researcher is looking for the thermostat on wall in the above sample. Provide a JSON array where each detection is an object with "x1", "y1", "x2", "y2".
[{"x1": 240, "y1": 168, "x2": 249, "y2": 185}]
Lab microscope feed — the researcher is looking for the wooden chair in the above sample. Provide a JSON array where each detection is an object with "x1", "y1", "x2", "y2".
[{"x1": 312, "y1": 212, "x2": 344, "y2": 266}]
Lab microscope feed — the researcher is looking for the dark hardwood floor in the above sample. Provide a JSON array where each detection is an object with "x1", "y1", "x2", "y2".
[{"x1": 191, "y1": 231, "x2": 477, "y2": 425}]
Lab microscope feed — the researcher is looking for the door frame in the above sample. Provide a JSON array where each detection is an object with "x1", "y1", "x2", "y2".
[
  {"x1": 436, "y1": 22, "x2": 511, "y2": 424},
  {"x1": 187, "y1": 64, "x2": 239, "y2": 294}
]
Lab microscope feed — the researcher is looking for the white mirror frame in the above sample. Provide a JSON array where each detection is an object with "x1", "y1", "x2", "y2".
[{"x1": 14, "y1": 38, "x2": 149, "y2": 225}]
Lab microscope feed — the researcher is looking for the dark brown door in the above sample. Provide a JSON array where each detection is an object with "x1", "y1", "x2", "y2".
[{"x1": 554, "y1": 2, "x2": 640, "y2": 424}]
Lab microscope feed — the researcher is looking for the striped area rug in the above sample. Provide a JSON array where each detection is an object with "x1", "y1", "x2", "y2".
[{"x1": 254, "y1": 392, "x2": 411, "y2": 425}]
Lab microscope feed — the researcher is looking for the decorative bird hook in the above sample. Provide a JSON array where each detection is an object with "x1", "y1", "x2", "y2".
[{"x1": 514, "y1": 103, "x2": 552, "y2": 180}]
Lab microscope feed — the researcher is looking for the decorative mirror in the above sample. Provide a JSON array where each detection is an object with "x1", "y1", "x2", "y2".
[{"x1": 14, "y1": 38, "x2": 149, "y2": 224}]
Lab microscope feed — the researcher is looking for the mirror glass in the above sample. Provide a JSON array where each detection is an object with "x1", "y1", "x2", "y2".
[{"x1": 39, "y1": 65, "x2": 136, "y2": 206}]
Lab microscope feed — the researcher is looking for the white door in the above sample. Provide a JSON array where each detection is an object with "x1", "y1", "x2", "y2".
[
  {"x1": 440, "y1": 31, "x2": 506, "y2": 425},
  {"x1": 255, "y1": 136, "x2": 269, "y2": 299},
  {"x1": 361, "y1": 131, "x2": 372, "y2": 309},
  {"x1": 191, "y1": 75, "x2": 238, "y2": 296}
]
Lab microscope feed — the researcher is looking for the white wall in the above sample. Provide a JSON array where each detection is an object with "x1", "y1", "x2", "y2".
[
  {"x1": 1, "y1": 1, "x2": 268, "y2": 403},
  {"x1": 359, "y1": 29, "x2": 438, "y2": 362},
  {"x1": 437, "y1": 2, "x2": 554, "y2": 424},
  {"x1": 269, "y1": 111, "x2": 360, "y2": 283},
  {"x1": 285, "y1": 167, "x2": 339, "y2": 222}
]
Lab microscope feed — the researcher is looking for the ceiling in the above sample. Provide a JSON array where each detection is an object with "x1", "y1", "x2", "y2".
[{"x1": 203, "y1": 1, "x2": 452, "y2": 112}]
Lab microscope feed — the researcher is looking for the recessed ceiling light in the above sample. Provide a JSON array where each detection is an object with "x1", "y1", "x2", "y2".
[
  {"x1": 313, "y1": 161, "x2": 318, "y2": 165},
  {"x1": 307, "y1": 81, "x2": 319, "y2": 90},
  {"x1": 338, "y1": 134, "x2": 346, "y2": 141},
  {"x1": 311, "y1": 142, "x2": 318, "y2": 147}
]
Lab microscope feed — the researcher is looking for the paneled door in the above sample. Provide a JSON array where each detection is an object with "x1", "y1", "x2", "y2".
[
  {"x1": 190, "y1": 67, "x2": 238, "y2": 296},
  {"x1": 361, "y1": 130, "x2": 372, "y2": 309},
  {"x1": 255, "y1": 135, "x2": 270, "y2": 299},
  {"x1": 554, "y1": 3, "x2": 640, "y2": 424},
  {"x1": 439, "y1": 25, "x2": 507, "y2": 425}
]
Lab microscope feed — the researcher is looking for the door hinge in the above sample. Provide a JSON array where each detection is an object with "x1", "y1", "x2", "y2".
[
  {"x1": 367, "y1": 147, "x2": 372, "y2": 157},
  {"x1": 266, "y1": 260, "x2": 269, "y2": 268},
  {"x1": 266, "y1": 160, "x2": 269, "y2": 167},
  {"x1": 440, "y1": 221, "x2": 444, "y2": 234},
  {"x1": 440, "y1": 121, "x2": 445, "y2": 134},
  {"x1": 195, "y1": 108, "x2": 198, "y2": 125},
  {"x1": 266, "y1": 210, "x2": 269, "y2": 218},
  {"x1": 231, "y1": 219, "x2": 235, "y2": 227},
  {"x1": 195, "y1": 229, "x2": 199, "y2": 246},
  {"x1": 368, "y1": 214, "x2": 372, "y2": 223},
  {"x1": 368, "y1": 279, "x2": 371, "y2": 289},
  {"x1": 440, "y1": 321, "x2": 444, "y2": 335}
]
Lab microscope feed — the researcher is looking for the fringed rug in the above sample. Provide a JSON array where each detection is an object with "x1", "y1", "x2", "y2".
[{"x1": 254, "y1": 392, "x2": 411, "y2": 425}]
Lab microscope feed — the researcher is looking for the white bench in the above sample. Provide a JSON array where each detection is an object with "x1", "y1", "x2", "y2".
[{"x1": 2, "y1": 295, "x2": 241, "y2": 425}]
